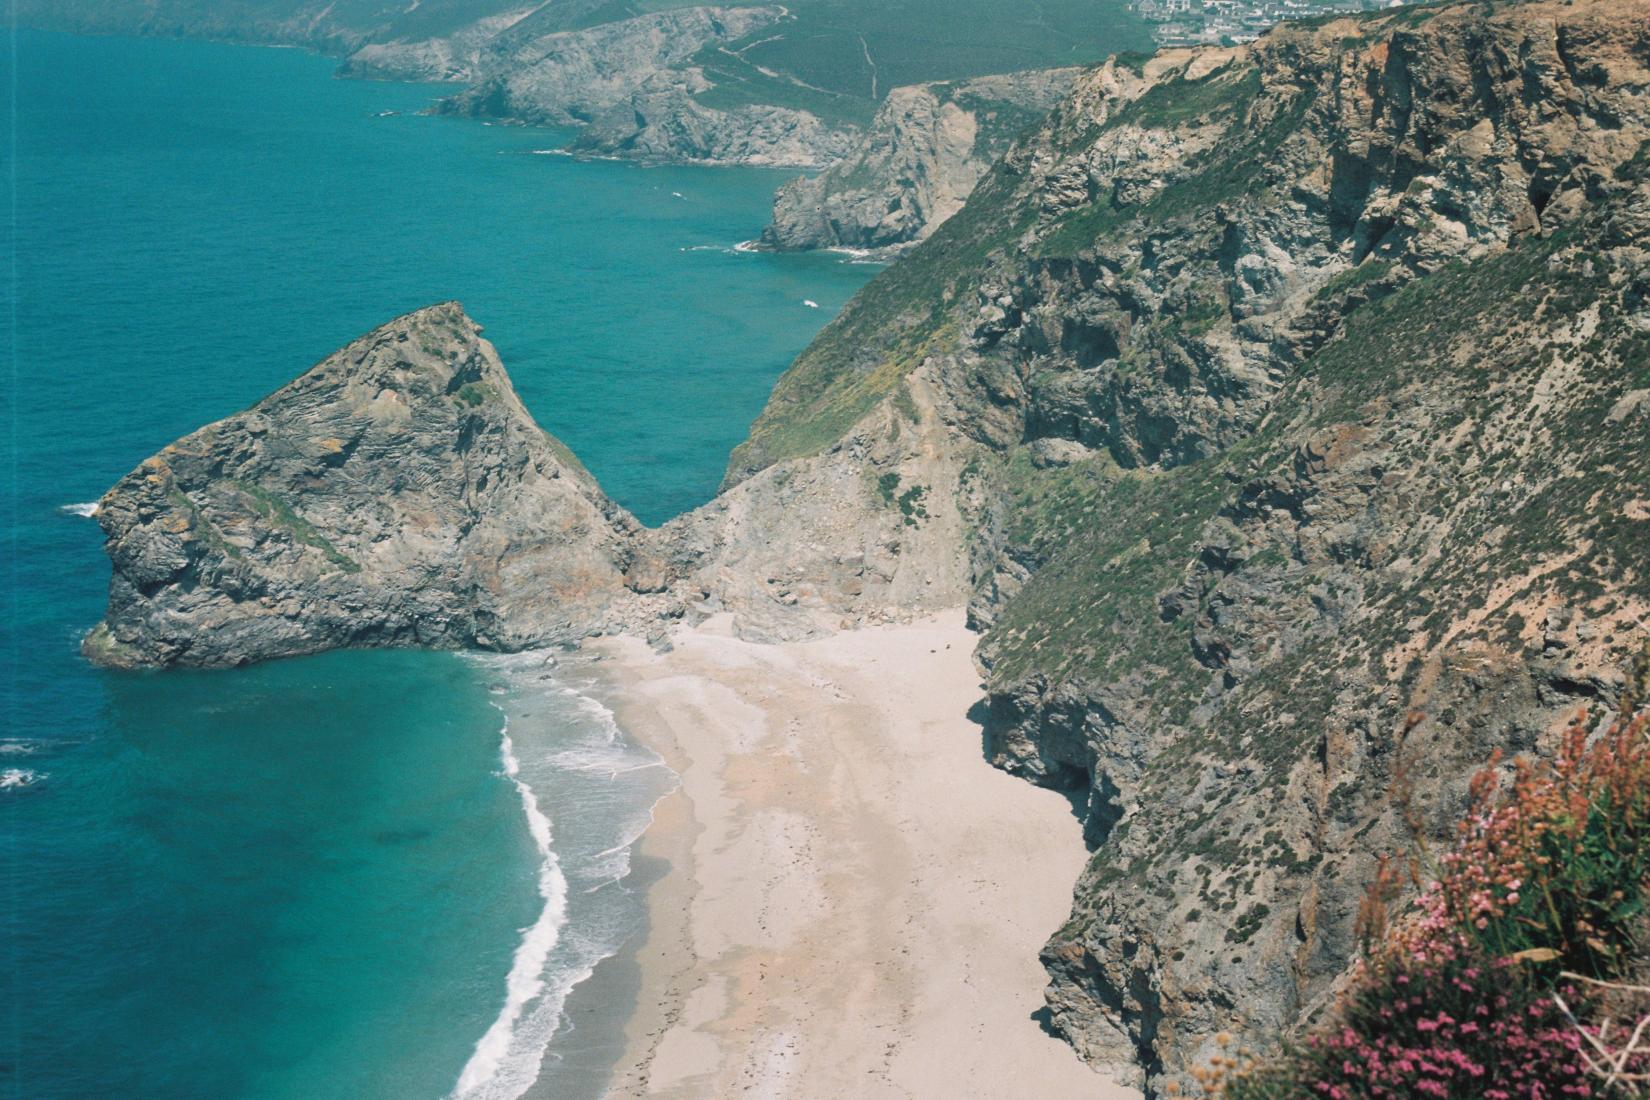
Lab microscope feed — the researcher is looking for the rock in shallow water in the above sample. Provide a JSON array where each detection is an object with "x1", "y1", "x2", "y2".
[{"x1": 85, "y1": 302, "x2": 639, "y2": 668}]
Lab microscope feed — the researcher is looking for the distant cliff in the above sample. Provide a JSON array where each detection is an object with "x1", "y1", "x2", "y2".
[
  {"x1": 84, "y1": 0, "x2": 1650, "y2": 1094},
  {"x1": 19, "y1": 2, "x2": 1148, "y2": 170},
  {"x1": 432, "y1": 6, "x2": 860, "y2": 167},
  {"x1": 10, "y1": 0, "x2": 540, "y2": 62},
  {"x1": 762, "y1": 69, "x2": 1080, "y2": 254}
]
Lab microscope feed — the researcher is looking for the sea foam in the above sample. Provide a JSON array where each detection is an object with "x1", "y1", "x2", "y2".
[
  {"x1": 450, "y1": 653, "x2": 677, "y2": 1100},
  {"x1": 1, "y1": 769, "x2": 44, "y2": 791},
  {"x1": 61, "y1": 502, "x2": 100, "y2": 518},
  {"x1": 452, "y1": 720, "x2": 571, "y2": 1098}
]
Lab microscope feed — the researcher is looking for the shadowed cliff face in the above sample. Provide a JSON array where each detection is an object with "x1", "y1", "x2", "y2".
[{"x1": 85, "y1": 303, "x2": 639, "y2": 667}]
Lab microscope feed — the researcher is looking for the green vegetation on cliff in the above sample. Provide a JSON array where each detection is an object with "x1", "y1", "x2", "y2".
[
  {"x1": 731, "y1": 3, "x2": 1650, "y2": 1088},
  {"x1": 1219, "y1": 700, "x2": 1650, "y2": 1098},
  {"x1": 727, "y1": 159, "x2": 1033, "y2": 480}
]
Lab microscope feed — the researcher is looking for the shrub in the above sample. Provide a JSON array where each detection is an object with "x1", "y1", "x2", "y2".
[{"x1": 1203, "y1": 699, "x2": 1650, "y2": 1100}]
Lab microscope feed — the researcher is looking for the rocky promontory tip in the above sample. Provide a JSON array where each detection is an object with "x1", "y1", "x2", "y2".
[{"x1": 85, "y1": 303, "x2": 640, "y2": 668}]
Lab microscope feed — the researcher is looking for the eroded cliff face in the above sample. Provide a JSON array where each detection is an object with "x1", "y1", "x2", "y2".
[
  {"x1": 720, "y1": 0, "x2": 1650, "y2": 1091},
  {"x1": 335, "y1": 8, "x2": 540, "y2": 83},
  {"x1": 762, "y1": 69, "x2": 1081, "y2": 254},
  {"x1": 434, "y1": 6, "x2": 860, "y2": 168},
  {"x1": 84, "y1": 304, "x2": 640, "y2": 667},
  {"x1": 87, "y1": 300, "x2": 974, "y2": 665}
]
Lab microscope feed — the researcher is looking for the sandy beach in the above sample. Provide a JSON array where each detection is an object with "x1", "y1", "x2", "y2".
[{"x1": 576, "y1": 609, "x2": 1139, "y2": 1100}]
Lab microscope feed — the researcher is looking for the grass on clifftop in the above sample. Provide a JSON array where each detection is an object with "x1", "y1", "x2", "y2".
[
  {"x1": 726, "y1": 51, "x2": 1299, "y2": 479},
  {"x1": 981, "y1": 445, "x2": 1246, "y2": 689},
  {"x1": 694, "y1": 0, "x2": 1150, "y2": 110},
  {"x1": 726, "y1": 159, "x2": 1034, "y2": 481}
]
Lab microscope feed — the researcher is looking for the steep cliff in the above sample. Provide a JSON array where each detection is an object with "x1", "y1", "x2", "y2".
[
  {"x1": 762, "y1": 69, "x2": 1080, "y2": 254},
  {"x1": 433, "y1": 6, "x2": 863, "y2": 168},
  {"x1": 723, "y1": 0, "x2": 1650, "y2": 1090},
  {"x1": 84, "y1": 304, "x2": 640, "y2": 667}
]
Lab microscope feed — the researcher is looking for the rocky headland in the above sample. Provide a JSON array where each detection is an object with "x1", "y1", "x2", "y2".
[
  {"x1": 16, "y1": 1, "x2": 1117, "y2": 183},
  {"x1": 85, "y1": 0, "x2": 1650, "y2": 1095},
  {"x1": 83, "y1": 304, "x2": 640, "y2": 667},
  {"x1": 86, "y1": 292, "x2": 971, "y2": 666},
  {"x1": 429, "y1": 5, "x2": 862, "y2": 168},
  {"x1": 761, "y1": 68, "x2": 1082, "y2": 254}
]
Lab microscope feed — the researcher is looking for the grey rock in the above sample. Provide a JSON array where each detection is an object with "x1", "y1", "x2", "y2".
[
  {"x1": 435, "y1": 6, "x2": 860, "y2": 168},
  {"x1": 763, "y1": 69, "x2": 1082, "y2": 253},
  {"x1": 78, "y1": 3, "x2": 1650, "y2": 1096},
  {"x1": 84, "y1": 303, "x2": 638, "y2": 667}
]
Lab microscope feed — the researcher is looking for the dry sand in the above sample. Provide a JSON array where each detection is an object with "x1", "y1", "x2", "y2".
[{"x1": 582, "y1": 609, "x2": 1139, "y2": 1100}]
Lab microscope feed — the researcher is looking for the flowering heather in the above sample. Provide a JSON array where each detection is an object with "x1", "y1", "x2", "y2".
[{"x1": 1208, "y1": 703, "x2": 1650, "y2": 1100}]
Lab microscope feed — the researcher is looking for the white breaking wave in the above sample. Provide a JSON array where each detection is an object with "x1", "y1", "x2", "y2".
[
  {"x1": 803, "y1": 299, "x2": 820, "y2": 309},
  {"x1": 1, "y1": 769, "x2": 44, "y2": 790},
  {"x1": 450, "y1": 654, "x2": 679, "y2": 1100},
  {"x1": 61, "y1": 502, "x2": 99, "y2": 518},
  {"x1": 452, "y1": 720, "x2": 570, "y2": 1099}
]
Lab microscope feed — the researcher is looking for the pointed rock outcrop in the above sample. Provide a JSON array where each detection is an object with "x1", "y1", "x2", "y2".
[{"x1": 85, "y1": 303, "x2": 639, "y2": 667}]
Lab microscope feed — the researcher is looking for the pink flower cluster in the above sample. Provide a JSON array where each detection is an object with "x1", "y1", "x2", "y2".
[
  {"x1": 1302, "y1": 958, "x2": 1592, "y2": 1099},
  {"x1": 1218, "y1": 706, "x2": 1650, "y2": 1100}
]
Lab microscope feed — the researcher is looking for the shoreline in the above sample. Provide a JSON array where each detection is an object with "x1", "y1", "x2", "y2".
[{"x1": 569, "y1": 609, "x2": 1140, "y2": 1099}]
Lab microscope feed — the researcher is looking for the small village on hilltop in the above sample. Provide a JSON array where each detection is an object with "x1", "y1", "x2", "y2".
[{"x1": 1135, "y1": 0, "x2": 1415, "y2": 46}]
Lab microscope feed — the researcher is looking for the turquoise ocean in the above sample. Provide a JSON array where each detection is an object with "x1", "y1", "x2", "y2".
[{"x1": 1, "y1": 30, "x2": 873, "y2": 1100}]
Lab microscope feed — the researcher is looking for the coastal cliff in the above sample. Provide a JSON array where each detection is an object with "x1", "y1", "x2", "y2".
[
  {"x1": 713, "y1": 0, "x2": 1650, "y2": 1088},
  {"x1": 432, "y1": 6, "x2": 861, "y2": 168},
  {"x1": 84, "y1": 0, "x2": 1650, "y2": 1094},
  {"x1": 9, "y1": 0, "x2": 540, "y2": 64},
  {"x1": 762, "y1": 69, "x2": 1081, "y2": 254},
  {"x1": 84, "y1": 304, "x2": 639, "y2": 667},
  {"x1": 18, "y1": 2, "x2": 1148, "y2": 172}
]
